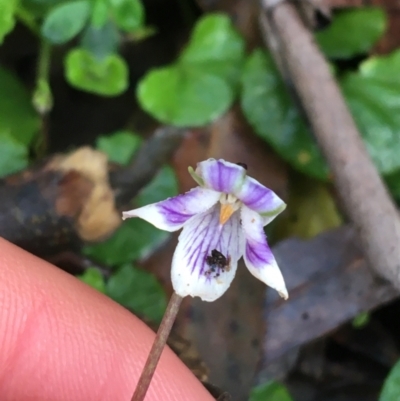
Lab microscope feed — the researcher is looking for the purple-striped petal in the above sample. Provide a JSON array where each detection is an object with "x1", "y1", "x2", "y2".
[
  {"x1": 171, "y1": 203, "x2": 245, "y2": 301},
  {"x1": 241, "y1": 205, "x2": 288, "y2": 299},
  {"x1": 195, "y1": 159, "x2": 246, "y2": 194},
  {"x1": 234, "y1": 176, "x2": 286, "y2": 222},
  {"x1": 122, "y1": 187, "x2": 220, "y2": 232}
]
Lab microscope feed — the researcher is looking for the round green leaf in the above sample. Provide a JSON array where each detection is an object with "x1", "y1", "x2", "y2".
[
  {"x1": 0, "y1": 0, "x2": 18, "y2": 44},
  {"x1": 96, "y1": 130, "x2": 142, "y2": 165},
  {"x1": 138, "y1": 65, "x2": 233, "y2": 126},
  {"x1": 107, "y1": 264, "x2": 167, "y2": 323},
  {"x1": 42, "y1": 0, "x2": 90, "y2": 44},
  {"x1": 109, "y1": 0, "x2": 144, "y2": 32},
  {"x1": 0, "y1": 67, "x2": 40, "y2": 145},
  {"x1": 0, "y1": 133, "x2": 28, "y2": 177},
  {"x1": 241, "y1": 49, "x2": 329, "y2": 179},
  {"x1": 180, "y1": 13, "x2": 245, "y2": 84},
  {"x1": 65, "y1": 48, "x2": 129, "y2": 96},
  {"x1": 316, "y1": 7, "x2": 387, "y2": 59},
  {"x1": 341, "y1": 50, "x2": 400, "y2": 174},
  {"x1": 380, "y1": 360, "x2": 400, "y2": 401}
]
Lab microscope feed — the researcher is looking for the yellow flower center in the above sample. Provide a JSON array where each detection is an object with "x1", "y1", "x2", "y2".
[{"x1": 219, "y1": 194, "x2": 240, "y2": 225}]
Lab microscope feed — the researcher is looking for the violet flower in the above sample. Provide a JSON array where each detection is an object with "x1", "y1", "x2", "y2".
[{"x1": 123, "y1": 159, "x2": 288, "y2": 302}]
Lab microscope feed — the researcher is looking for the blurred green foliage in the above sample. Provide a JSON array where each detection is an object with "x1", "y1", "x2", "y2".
[
  {"x1": 138, "y1": 14, "x2": 245, "y2": 126},
  {"x1": 315, "y1": 7, "x2": 386, "y2": 59},
  {"x1": 249, "y1": 381, "x2": 293, "y2": 401},
  {"x1": 380, "y1": 360, "x2": 400, "y2": 401},
  {"x1": 82, "y1": 130, "x2": 176, "y2": 321}
]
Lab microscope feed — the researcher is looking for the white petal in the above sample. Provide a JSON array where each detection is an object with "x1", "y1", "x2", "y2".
[
  {"x1": 171, "y1": 203, "x2": 245, "y2": 302},
  {"x1": 241, "y1": 205, "x2": 288, "y2": 299},
  {"x1": 122, "y1": 187, "x2": 220, "y2": 232}
]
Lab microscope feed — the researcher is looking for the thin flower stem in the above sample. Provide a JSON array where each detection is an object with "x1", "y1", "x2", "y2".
[{"x1": 131, "y1": 292, "x2": 183, "y2": 401}]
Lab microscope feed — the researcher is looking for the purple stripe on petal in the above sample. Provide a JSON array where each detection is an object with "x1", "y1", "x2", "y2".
[
  {"x1": 196, "y1": 159, "x2": 246, "y2": 194},
  {"x1": 122, "y1": 187, "x2": 220, "y2": 232},
  {"x1": 171, "y1": 203, "x2": 245, "y2": 302},
  {"x1": 234, "y1": 176, "x2": 285, "y2": 217},
  {"x1": 241, "y1": 205, "x2": 288, "y2": 298}
]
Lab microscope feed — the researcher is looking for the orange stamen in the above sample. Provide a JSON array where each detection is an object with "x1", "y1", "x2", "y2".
[{"x1": 219, "y1": 203, "x2": 235, "y2": 225}]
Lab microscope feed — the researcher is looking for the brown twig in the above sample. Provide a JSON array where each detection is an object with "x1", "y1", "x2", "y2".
[
  {"x1": 131, "y1": 292, "x2": 183, "y2": 401},
  {"x1": 260, "y1": 0, "x2": 400, "y2": 288}
]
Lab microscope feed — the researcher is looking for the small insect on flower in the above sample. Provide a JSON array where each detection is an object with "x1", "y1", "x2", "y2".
[{"x1": 205, "y1": 249, "x2": 231, "y2": 278}]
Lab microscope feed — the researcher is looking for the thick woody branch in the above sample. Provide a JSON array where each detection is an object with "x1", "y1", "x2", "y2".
[{"x1": 260, "y1": 1, "x2": 400, "y2": 287}]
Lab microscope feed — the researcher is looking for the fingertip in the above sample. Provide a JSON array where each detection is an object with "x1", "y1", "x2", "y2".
[{"x1": 0, "y1": 239, "x2": 214, "y2": 401}]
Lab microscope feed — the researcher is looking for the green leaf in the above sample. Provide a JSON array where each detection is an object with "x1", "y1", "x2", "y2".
[
  {"x1": 96, "y1": 130, "x2": 142, "y2": 165},
  {"x1": 241, "y1": 49, "x2": 329, "y2": 180},
  {"x1": 81, "y1": 22, "x2": 120, "y2": 60},
  {"x1": 137, "y1": 13, "x2": 245, "y2": 126},
  {"x1": 341, "y1": 49, "x2": 400, "y2": 175},
  {"x1": 0, "y1": 66, "x2": 40, "y2": 145},
  {"x1": 135, "y1": 165, "x2": 178, "y2": 206},
  {"x1": 107, "y1": 263, "x2": 167, "y2": 323},
  {"x1": 138, "y1": 65, "x2": 233, "y2": 126},
  {"x1": 0, "y1": 0, "x2": 18, "y2": 43},
  {"x1": 352, "y1": 311, "x2": 370, "y2": 328},
  {"x1": 84, "y1": 166, "x2": 178, "y2": 265},
  {"x1": 78, "y1": 267, "x2": 106, "y2": 293},
  {"x1": 84, "y1": 218, "x2": 170, "y2": 265},
  {"x1": 250, "y1": 381, "x2": 293, "y2": 401},
  {"x1": 180, "y1": 13, "x2": 245, "y2": 84},
  {"x1": 0, "y1": 132, "x2": 28, "y2": 177},
  {"x1": 385, "y1": 171, "x2": 400, "y2": 202},
  {"x1": 109, "y1": 0, "x2": 144, "y2": 32},
  {"x1": 91, "y1": 0, "x2": 108, "y2": 28},
  {"x1": 42, "y1": 0, "x2": 90, "y2": 44},
  {"x1": 380, "y1": 360, "x2": 400, "y2": 401},
  {"x1": 65, "y1": 48, "x2": 129, "y2": 96},
  {"x1": 316, "y1": 7, "x2": 387, "y2": 59}
]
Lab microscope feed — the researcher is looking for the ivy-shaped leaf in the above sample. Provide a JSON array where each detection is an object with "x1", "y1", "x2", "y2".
[
  {"x1": 42, "y1": 0, "x2": 90, "y2": 44},
  {"x1": 241, "y1": 49, "x2": 329, "y2": 180},
  {"x1": 316, "y1": 7, "x2": 387, "y2": 59},
  {"x1": 65, "y1": 48, "x2": 128, "y2": 96},
  {"x1": 137, "y1": 13, "x2": 245, "y2": 127}
]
